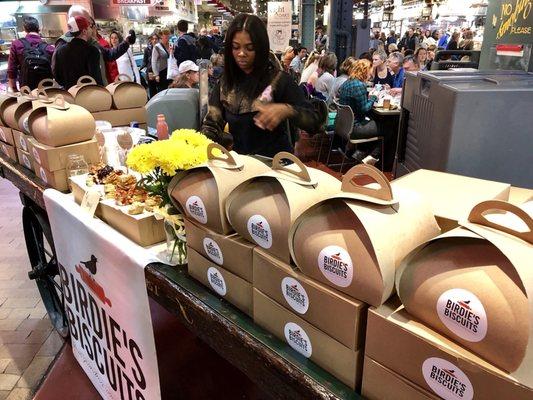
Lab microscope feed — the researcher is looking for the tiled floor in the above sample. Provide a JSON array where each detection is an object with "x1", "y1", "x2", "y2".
[{"x1": 0, "y1": 177, "x2": 64, "y2": 400}]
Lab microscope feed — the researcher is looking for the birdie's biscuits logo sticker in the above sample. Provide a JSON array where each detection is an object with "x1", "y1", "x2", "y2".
[
  {"x1": 437, "y1": 288, "x2": 488, "y2": 342},
  {"x1": 318, "y1": 245, "x2": 353, "y2": 287},
  {"x1": 281, "y1": 277, "x2": 309, "y2": 314},
  {"x1": 75, "y1": 255, "x2": 112, "y2": 307},
  {"x1": 247, "y1": 215, "x2": 272, "y2": 249},
  {"x1": 422, "y1": 357, "x2": 474, "y2": 400},
  {"x1": 284, "y1": 322, "x2": 312, "y2": 358},
  {"x1": 203, "y1": 238, "x2": 223, "y2": 265},
  {"x1": 186, "y1": 196, "x2": 207, "y2": 224},
  {"x1": 207, "y1": 266, "x2": 226, "y2": 296}
]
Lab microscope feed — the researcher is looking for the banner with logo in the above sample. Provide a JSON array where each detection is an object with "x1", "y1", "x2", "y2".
[
  {"x1": 43, "y1": 190, "x2": 161, "y2": 400},
  {"x1": 267, "y1": 2, "x2": 292, "y2": 53}
]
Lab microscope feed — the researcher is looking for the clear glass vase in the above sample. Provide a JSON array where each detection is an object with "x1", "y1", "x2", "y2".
[{"x1": 164, "y1": 219, "x2": 187, "y2": 265}]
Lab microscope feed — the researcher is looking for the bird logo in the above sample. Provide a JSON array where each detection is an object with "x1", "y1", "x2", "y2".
[{"x1": 81, "y1": 255, "x2": 97, "y2": 275}]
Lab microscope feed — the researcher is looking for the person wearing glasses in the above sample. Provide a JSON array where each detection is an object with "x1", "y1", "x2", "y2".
[
  {"x1": 202, "y1": 14, "x2": 321, "y2": 157},
  {"x1": 53, "y1": 5, "x2": 135, "y2": 86}
]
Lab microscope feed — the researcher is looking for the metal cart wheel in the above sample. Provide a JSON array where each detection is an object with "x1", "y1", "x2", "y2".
[{"x1": 22, "y1": 204, "x2": 69, "y2": 338}]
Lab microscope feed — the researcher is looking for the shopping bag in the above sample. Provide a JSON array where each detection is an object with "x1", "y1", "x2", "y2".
[{"x1": 167, "y1": 53, "x2": 179, "y2": 80}]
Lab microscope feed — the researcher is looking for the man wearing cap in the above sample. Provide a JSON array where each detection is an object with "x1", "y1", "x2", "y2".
[
  {"x1": 169, "y1": 60, "x2": 199, "y2": 89},
  {"x1": 53, "y1": 16, "x2": 101, "y2": 89},
  {"x1": 53, "y1": 5, "x2": 135, "y2": 85}
]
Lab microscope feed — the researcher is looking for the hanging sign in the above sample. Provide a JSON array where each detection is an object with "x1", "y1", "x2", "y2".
[
  {"x1": 112, "y1": 0, "x2": 153, "y2": 5},
  {"x1": 267, "y1": 1, "x2": 292, "y2": 53}
]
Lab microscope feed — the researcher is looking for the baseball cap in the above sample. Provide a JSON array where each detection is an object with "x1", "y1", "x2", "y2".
[
  {"x1": 178, "y1": 60, "x2": 199, "y2": 74},
  {"x1": 68, "y1": 16, "x2": 90, "y2": 33}
]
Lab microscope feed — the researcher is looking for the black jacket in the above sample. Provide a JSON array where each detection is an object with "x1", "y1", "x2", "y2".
[
  {"x1": 174, "y1": 33, "x2": 199, "y2": 65},
  {"x1": 53, "y1": 37, "x2": 102, "y2": 89}
]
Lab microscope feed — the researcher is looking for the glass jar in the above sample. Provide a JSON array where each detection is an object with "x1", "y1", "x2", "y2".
[{"x1": 66, "y1": 154, "x2": 89, "y2": 178}]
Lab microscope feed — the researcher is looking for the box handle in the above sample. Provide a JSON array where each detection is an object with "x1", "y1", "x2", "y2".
[
  {"x1": 271, "y1": 152, "x2": 312, "y2": 183},
  {"x1": 76, "y1": 75, "x2": 97, "y2": 87},
  {"x1": 341, "y1": 164, "x2": 393, "y2": 201},
  {"x1": 114, "y1": 74, "x2": 132, "y2": 83},
  {"x1": 37, "y1": 79, "x2": 60, "y2": 90},
  {"x1": 19, "y1": 86, "x2": 33, "y2": 98},
  {"x1": 468, "y1": 200, "x2": 533, "y2": 244},
  {"x1": 207, "y1": 142, "x2": 238, "y2": 166},
  {"x1": 52, "y1": 95, "x2": 67, "y2": 109},
  {"x1": 36, "y1": 89, "x2": 51, "y2": 102}
]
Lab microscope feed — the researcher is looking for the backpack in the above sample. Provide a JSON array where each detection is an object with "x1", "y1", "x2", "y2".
[{"x1": 20, "y1": 38, "x2": 53, "y2": 90}]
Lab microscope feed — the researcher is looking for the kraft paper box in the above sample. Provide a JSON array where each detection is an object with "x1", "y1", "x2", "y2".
[
  {"x1": 12, "y1": 130, "x2": 30, "y2": 152},
  {"x1": 0, "y1": 126, "x2": 15, "y2": 146},
  {"x1": 185, "y1": 218, "x2": 254, "y2": 282},
  {"x1": 0, "y1": 93, "x2": 19, "y2": 126},
  {"x1": 253, "y1": 248, "x2": 367, "y2": 351},
  {"x1": 170, "y1": 143, "x2": 270, "y2": 235},
  {"x1": 27, "y1": 137, "x2": 99, "y2": 172},
  {"x1": 91, "y1": 108, "x2": 147, "y2": 128},
  {"x1": 365, "y1": 299, "x2": 533, "y2": 400},
  {"x1": 16, "y1": 148, "x2": 33, "y2": 171},
  {"x1": 2, "y1": 92, "x2": 33, "y2": 131},
  {"x1": 30, "y1": 79, "x2": 75, "y2": 103},
  {"x1": 392, "y1": 169, "x2": 510, "y2": 232},
  {"x1": 32, "y1": 161, "x2": 68, "y2": 192},
  {"x1": 68, "y1": 75, "x2": 112, "y2": 112},
  {"x1": 397, "y1": 200, "x2": 533, "y2": 382},
  {"x1": 289, "y1": 164, "x2": 440, "y2": 306},
  {"x1": 0, "y1": 142, "x2": 17, "y2": 162},
  {"x1": 106, "y1": 76, "x2": 147, "y2": 110},
  {"x1": 227, "y1": 152, "x2": 341, "y2": 263},
  {"x1": 188, "y1": 248, "x2": 252, "y2": 316},
  {"x1": 253, "y1": 288, "x2": 363, "y2": 390},
  {"x1": 362, "y1": 356, "x2": 438, "y2": 400},
  {"x1": 28, "y1": 97, "x2": 95, "y2": 147}
]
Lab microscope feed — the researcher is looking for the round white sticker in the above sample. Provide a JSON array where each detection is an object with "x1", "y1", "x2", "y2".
[
  {"x1": 203, "y1": 238, "x2": 223, "y2": 265},
  {"x1": 22, "y1": 117, "x2": 29, "y2": 134},
  {"x1": 185, "y1": 195, "x2": 208, "y2": 224},
  {"x1": 284, "y1": 322, "x2": 312, "y2": 358},
  {"x1": 32, "y1": 147, "x2": 41, "y2": 165},
  {"x1": 39, "y1": 167, "x2": 48, "y2": 183},
  {"x1": 247, "y1": 215, "x2": 272, "y2": 249},
  {"x1": 22, "y1": 154, "x2": 32, "y2": 169},
  {"x1": 317, "y1": 245, "x2": 353, "y2": 287},
  {"x1": 422, "y1": 357, "x2": 474, "y2": 400},
  {"x1": 436, "y1": 288, "x2": 488, "y2": 343},
  {"x1": 281, "y1": 277, "x2": 309, "y2": 315},
  {"x1": 207, "y1": 266, "x2": 226, "y2": 296},
  {"x1": 19, "y1": 136, "x2": 27, "y2": 151}
]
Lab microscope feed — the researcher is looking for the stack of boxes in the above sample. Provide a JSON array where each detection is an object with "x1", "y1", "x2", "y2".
[{"x1": 0, "y1": 94, "x2": 32, "y2": 168}]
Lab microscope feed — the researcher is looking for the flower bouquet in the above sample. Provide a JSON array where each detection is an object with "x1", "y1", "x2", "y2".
[{"x1": 126, "y1": 129, "x2": 214, "y2": 264}]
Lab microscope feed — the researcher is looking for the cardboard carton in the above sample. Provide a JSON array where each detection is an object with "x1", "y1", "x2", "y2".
[
  {"x1": 68, "y1": 75, "x2": 112, "y2": 112},
  {"x1": 509, "y1": 186, "x2": 533, "y2": 205},
  {"x1": 106, "y1": 75, "x2": 147, "y2": 109},
  {"x1": 0, "y1": 126, "x2": 15, "y2": 146},
  {"x1": 33, "y1": 161, "x2": 68, "y2": 191},
  {"x1": 16, "y1": 148, "x2": 33, "y2": 171},
  {"x1": 12, "y1": 130, "x2": 30, "y2": 152},
  {"x1": 30, "y1": 79, "x2": 75, "y2": 103},
  {"x1": 289, "y1": 164, "x2": 440, "y2": 306},
  {"x1": 253, "y1": 288, "x2": 362, "y2": 389},
  {"x1": 169, "y1": 143, "x2": 270, "y2": 235},
  {"x1": 3, "y1": 96, "x2": 33, "y2": 131},
  {"x1": 392, "y1": 169, "x2": 510, "y2": 232},
  {"x1": 397, "y1": 200, "x2": 533, "y2": 380},
  {"x1": 91, "y1": 108, "x2": 147, "y2": 128},
  {"x1": 27, "y1": 137, "x2": 99, "y2": 172},
  {"x1": 0, "y1": 93, "x2": 19, "y2": 126},
  {"x1": 366, "y1": 300, "x2": 533, "y2": 399},
  {"x1": 188, "y1": 248, "x2": 253, "y2": 316},
  {"x1": 226, "y1": 152, "x2": 341, "y2": 263},
  {"x1": 185, "y1": 218, "x2": 254, "y2": 282},
  {"x1": 253, "y1": 248, "x2": 367, "y2": 350},
  {"x1": 27, "y1": 96, "x2": 95, "y2": 147},
  {"x1": 0, "y1": 142, "x2": 17, "y2": 162},
  {"x1": 362, "y1": 356, "x2": 438, "y2": 400}
]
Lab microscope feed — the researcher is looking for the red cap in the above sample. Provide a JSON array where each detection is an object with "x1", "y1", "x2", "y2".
[{"x1": 68, "y1": 16, "x2": 90, "y2": 33}]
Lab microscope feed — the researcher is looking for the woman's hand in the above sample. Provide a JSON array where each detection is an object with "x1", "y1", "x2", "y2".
[{"x1": 254, "y1": 103, "x2": 294, "y2": 131}]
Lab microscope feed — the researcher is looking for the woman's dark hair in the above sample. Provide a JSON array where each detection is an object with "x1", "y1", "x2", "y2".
[
  {"x1": 110, "y1": 30, "x2": 123, "y2": 43},
  {"x1": 223, "y1": 13, "x2": 271, "y2": 96}
]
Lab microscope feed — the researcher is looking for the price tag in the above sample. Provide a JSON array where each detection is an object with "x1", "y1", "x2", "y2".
[
  {"x1": 117, "y1": 131, "x2": 133, "y2": 150},
  {"x1": 81, "y1": 189, "x2": 101, "y2": 218}
]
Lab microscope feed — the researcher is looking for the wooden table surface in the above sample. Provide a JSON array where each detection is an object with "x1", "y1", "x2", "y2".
[
  {"x1": 0, "y1": 152, "x2": 362, "y2": 400},
  {"x1": 372, "y1": 107, "x2": 401, "y2": 116}
]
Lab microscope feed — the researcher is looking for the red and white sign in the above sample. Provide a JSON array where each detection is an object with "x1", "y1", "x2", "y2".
[
  {"x1": 44, "y1": 190, "x2": 161, "y2": 400},
  {"x1": 112, "y1": 0, "x2": 153, "y2": 5}
]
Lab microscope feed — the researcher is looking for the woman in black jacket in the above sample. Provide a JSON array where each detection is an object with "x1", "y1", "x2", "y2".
[
  {"x1": 142, "y1": 33, "x2": 159, "y2": 98},
  {"x1": 202, "y1": 14, "x2": 321, "y2": 157}
]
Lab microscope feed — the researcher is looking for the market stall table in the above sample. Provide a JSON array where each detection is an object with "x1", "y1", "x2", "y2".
[
  {"x1": 0, "y1": 152, "x2": 363, "y2": 400},
  {"x1": 371, "y1": 107, "x2": 400, "y2": 172}
]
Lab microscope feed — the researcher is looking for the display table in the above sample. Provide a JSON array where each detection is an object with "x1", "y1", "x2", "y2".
[
  {"x1": 371, "y1": 107, "x2": 401, "y2": 171},
  {"x1": 0, "y1": 152, "x2": 361, "y2": 400}
]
